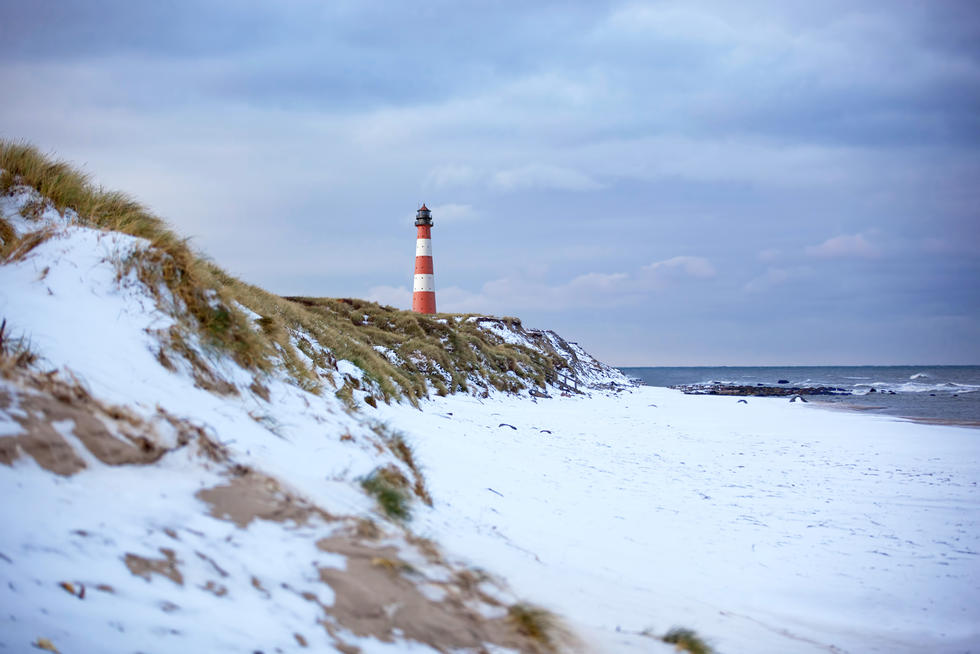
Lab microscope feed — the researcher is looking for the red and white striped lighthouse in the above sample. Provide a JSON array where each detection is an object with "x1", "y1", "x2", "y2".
[{"x1": 412, "y1": 204, "x2": 436, "y2": 314}]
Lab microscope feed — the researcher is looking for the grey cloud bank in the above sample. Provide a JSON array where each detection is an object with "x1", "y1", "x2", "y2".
[{"x1": 1, "y1": 0, "x2": 978, "y2": 364}]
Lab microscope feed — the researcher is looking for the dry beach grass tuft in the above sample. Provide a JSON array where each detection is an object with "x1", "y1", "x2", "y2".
[{"x1": 661, "y1": 626, "x2": 714, "y2": 654}]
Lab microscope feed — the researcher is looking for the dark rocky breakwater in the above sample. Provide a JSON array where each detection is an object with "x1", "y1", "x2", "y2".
[{"x1": 673, "y1": 383, "x2": 851, "y2": 397}]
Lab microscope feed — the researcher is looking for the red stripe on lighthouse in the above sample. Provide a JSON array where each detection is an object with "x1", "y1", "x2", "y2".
[{"x1": 415, "y1": 257, "x2": 433, "y2": 274}]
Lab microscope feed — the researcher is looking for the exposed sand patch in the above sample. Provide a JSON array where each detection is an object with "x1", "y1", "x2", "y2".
[
  {"x1": 0, "y1": 366, "x2": 232, "y2": 474},
  {"x1": 196, "y1": 469, "x2": 333, "y2": 528},
  {"x1": 0, "y1": 387, "x2": 87, "y2": 474},
  {"x1": 0, "y1": 370, "x2": 174, "y2": 474},
  {"x1": 315, "y1": 535, "x2": 544, "y2": 653},
  {"x1": 125, "y1": 548, "x2": 183, "y2": 585},
  {"x1": 201, "y1": 580, "x2": 228, "y2": 597}
]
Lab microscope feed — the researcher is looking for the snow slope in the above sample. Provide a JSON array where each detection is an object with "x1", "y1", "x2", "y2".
[{"x1": 0, "y1": 189, "x2": 582, "y2": 654}]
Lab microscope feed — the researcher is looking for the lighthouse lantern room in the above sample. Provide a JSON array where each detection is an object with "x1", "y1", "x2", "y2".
[{"x1": 412, "y1": 204, "x2": 436, "y2": 314}]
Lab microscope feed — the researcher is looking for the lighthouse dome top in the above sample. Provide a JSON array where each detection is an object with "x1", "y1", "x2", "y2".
[{"x1": 415, "y1": 204, "x2": 433, "y2": 226}]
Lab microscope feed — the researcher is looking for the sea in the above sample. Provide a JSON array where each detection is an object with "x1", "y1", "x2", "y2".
[{"x1": 618, "y1": 366, "x2": 980, "y2": 426}]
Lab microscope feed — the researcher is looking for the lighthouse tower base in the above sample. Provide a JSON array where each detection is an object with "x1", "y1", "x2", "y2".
[{"x1": 412, "y1": 292, "x2": 436, "y2": 314}]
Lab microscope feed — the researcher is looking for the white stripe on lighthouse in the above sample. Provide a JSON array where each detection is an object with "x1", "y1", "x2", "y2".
[
  {"x1": 415, "y1": 238, "x2": 432, "y2": 256},
  {"x1": 413, "y1": 274, "x2": 435, "y2": 292}
]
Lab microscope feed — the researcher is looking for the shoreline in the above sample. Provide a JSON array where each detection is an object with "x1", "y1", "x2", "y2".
[
  {"x1": 797, "y1": 396, "x2": 980, "y2": 429},
  {"x1": 896, "y1": 414, "x2": 980, "y2": 428},
  {"x1": 629, "y1": 381, "x2": 980, "y2": 429}
]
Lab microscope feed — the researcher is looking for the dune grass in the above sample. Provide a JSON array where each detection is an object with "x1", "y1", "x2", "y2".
[
  {"x1": 507, "y1": 603, "x2": 560, "y2": 652},
  {"x1": 0, "y1": 318, "x2": 39, "y2": 374},
  {"x1": 360, "y1": 467, "x2": 413, "y2": 521},
  {"x1": 1, "y1": 140, "x2": 568, "y2": 406},
  {"x1": 368, "y1": 421, "x2": 432, "y2": 506},
  {"x1": 662, "y1": 627, "x2": 714, "y2": 654},
  {"x1": 284, "y1": 296, "x2": 565, "y2": 401},
  {"x1": 1, "y1": 141, "x2": 272, "y2": 372}
]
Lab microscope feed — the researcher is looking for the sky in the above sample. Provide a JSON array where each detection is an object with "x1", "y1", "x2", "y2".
[{"x1": 1, "y1": 0, "x2": 978, "y2": 365}]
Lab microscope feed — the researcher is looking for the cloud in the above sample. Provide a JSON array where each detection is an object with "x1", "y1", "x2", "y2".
[
  {"x1": 567, "y1": 271, "x2": 632, "y2": 293},
  {"x1": 443, "y1": 271, "x2": 637, "y2": 313},
  {"x1": 490, "y1": 163, "x2": 603, "y2": 192},
  {"x1": 434, "y1": 256, "x2": 715, "y2": 314},
  {"x1": 805, "y1": 233, "x2": 882, "y2": 259},
  {"x1": 642, "y1": 256, "x2": 717, "y2": 279}
]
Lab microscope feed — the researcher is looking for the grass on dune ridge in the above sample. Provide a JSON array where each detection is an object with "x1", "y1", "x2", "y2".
[{"x1": 0, "y1": 140, "x2": 566, "y2": 406}]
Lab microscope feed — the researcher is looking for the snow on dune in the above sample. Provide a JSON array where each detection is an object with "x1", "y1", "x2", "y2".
[
  {"x1": 474, "y1": 317, "x2": 628, "y2": 390},
  {"x1": 0, "y1": 194, "x2": 551, "y2": 653}
]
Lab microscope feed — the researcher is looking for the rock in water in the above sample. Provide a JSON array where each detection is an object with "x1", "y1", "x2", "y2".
[{"x1": 672, "y1": 384, "x2": 850, "y2": 397}]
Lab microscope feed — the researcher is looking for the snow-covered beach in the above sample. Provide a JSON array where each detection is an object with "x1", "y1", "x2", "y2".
[
  {"x1": 1, "y1": 179, "x2": 978, "y2": 653},
  {"x1": 378, "y1": 387, "x2": 980, "y2": 653}
]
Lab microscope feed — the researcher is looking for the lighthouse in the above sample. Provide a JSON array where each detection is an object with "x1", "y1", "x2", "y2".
[{"x1": 412, "y1": 204, "x2": 436, "y2": 314}]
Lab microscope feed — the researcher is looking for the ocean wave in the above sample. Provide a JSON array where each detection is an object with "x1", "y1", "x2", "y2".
[
  {"x1": 910, "y1": 372, "x2": 930, "y2": 380},
  {"x1": 853, "y1": 381, "x2": 980, "y2": 394}
]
